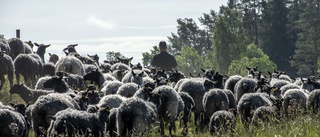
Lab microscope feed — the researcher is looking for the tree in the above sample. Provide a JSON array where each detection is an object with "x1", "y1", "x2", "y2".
[
  {"x1": 212, "y1": 5, "x2": 249, "y2": 74},
  {"x1": 291, "y1": 0, "x2": 320, "y2": 77},
  {"x1": 105, "y1": 51, "x2": 125, "y2": 62}
]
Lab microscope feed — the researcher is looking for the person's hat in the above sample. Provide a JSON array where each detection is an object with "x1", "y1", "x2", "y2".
[{"x1": 159, "y1": 41, "x2": 167, "y2": 47}]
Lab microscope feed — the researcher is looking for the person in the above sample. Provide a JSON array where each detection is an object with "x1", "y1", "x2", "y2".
[{"x1": 151, "y1": 41, "x2": 177, "y2": 71}]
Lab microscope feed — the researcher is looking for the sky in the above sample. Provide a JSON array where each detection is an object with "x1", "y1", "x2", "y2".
[{"x1": 0, "y1": 0, "x2": 227, "y2": 64}]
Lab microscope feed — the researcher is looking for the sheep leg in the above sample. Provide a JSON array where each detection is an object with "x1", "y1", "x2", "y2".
[
  {"x1": 8, "y1": 72, "x2": 13, "y2": 88},
  {"x1": 169, "y1": 120, "x2": 176, "y2": 135},
  {"x1": 0, "y1": 75, "x2": 4, "y2": 90},
  {"x1": 160, "y1": 119, "x2": 165, "y2": 135},
  {"x1": 15, "y1": 72, "x2": 20, "y2": 85}
]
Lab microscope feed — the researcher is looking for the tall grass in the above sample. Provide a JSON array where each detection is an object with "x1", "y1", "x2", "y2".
[{"x1": 1, "y1": 76, "x2": 320, "y2": 137}]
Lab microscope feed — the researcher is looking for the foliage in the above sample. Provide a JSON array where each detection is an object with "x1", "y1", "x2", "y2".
[
  {"x1": 142, "y1": 45, "x2": 159, "y2": 67},
  {"x1": 228, "y1": 43, "x2": 277, "y2": 76},
  {"x1": 105, "y1": 51, "x2": 125, "y2": 62}
]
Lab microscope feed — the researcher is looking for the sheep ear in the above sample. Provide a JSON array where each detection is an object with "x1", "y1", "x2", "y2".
[
  {"x1": 45, "y1": 44, "x2": 51, "y2": 48},
  {"x1": 9, "y1": 103, "x2": 15, "y2": 107},
  {"x1": 128, "y1": 57, "x2": 133, "y2": 61},
  {"x1": 201, "y1": 68, "x2": 205, "y2": 72},
  {"x1": 49, "y1": 53, "x2": 52, "y2": 56},
  {"x1": 131, "y1": 70, "x2": 136, "y2": 76},
  {"x1": 34, "y1": 43, "x2": 40, "y2": 47}
]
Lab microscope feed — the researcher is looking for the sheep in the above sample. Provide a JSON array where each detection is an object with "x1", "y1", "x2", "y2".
[
  {"x1": 0, "y1": 51, "x2": 14, "y2": 90},
  {"x1": 103, "y1": 73, "x2": 118, "y2": 81},
  {"x1": 111, "y1": 69, "x2": 128, "y2": 81},
  {"x1": 31, "y1": 93, "x2": 81, "y2": 137},
  {"x1": 85, "y1": 64, "x2": 99, "y2": 74},
  {"x1": 88, "y1": 54, "x2": 100, "y2": 66},
  {"x1": 270, "y1": 78, "x2": 291, "y2": 89},
  {"x1": 97, "y1": 94, "x2": 127, "y2": 109},
  {"x1": 0, "y1": 37, "x2": 11, "y2": 55},
  {"x1": 9, "y1": 84, "x2": 54, "y2": 104},
  {"x1": 34, "y1": 43, "x2": 50, "y2": 63},
  {"x1": 42, "y1": 75, "x2": 72, "y2": 93},
  {"x1": 24, "y1": 40, "x2": 34, "y2": 54},
  {"x1": 55, "y1": 56, "x2": 85, "y2": 76},
  {"x1": 178, "y1": 78, "x2": 205, "y2": 129},
  {"x1": 43, "y1": 62, "x2": 55, "y2": 76},
  {"x1": 209, "y1": 110, "x2": 236, "y2": 134},
  {"x1": 47, "y1": 107, "x2": 110, "y2": 137},
  {"x1": 107, "y1": 108, "x2": 118, "y2": 137},
  {"x1": 237, "y1": 93, "x2": 273, "y2": 126},
  {"x1": 282, "y1": 89, "x2": 308, "y2": 117},
  {"x1": 280, "y1": 83, "x2": 300, "y2": 96},
  {"x1": 8, "y1": 37, "x2": 25, "y2": 60},
  {"x1": 100, "y1": 63, "x2": 112, "y2": 73},
  {"x1": 116, "y1": 83, "x2": 139, "y2": 98},
  {"x1": 116, "y1": 97, "x2": 157, "y2": 137},
  {"x1": 202, "y1": 88, "x2": 229, "y2": 125},
  {"x1": 116, "y1": 56, "x2": 133, "y2": 66},
  {"x1": 234, "y1": 77, "x2": 258, "y2": 103},
  {"x1": 121, "y1": 69, "x2": 144, "y2": 86},
  {"x1": 307, "y1": 89, "x2": 320, "y2": 113},
  {"x1": 57, "y1": 71, "x2": 86, "y2": 91},
  {"x1": 152, "y1": 85, "x2": 180, "y2": 135},
  {"x1": 178, "y1": 92, "x2": 195, "y2": 135},
  {"x1": 84, "y1": 69, "x2": 109, "y2": 90},
  {"x1": 63, "y1": 44, "x2": 78, "y2": 55},
  {"x1": 224, "y1": 75, "x2": 243, "y2": 94},
  {"x1": 110, "y1": 62, "x2": 131, "y2": 72},
  {"x1": 14, "y1": 53, "x2": 43, "y2": 87},
  {"x1": 48, "y1": 53, "x2": 59, "y2": 64},
  {"x1": 251, "y1": 106, "x2": 278, "y2": 127},
  {"x1": 133, "y1": 82, "x2": 156, "y2": 101},
  {"x1": 223, "y1": 89, "x2": 237, "y2": 109},
  {"x1": 0, "y1": 108, "x2": 28, "y2": 137},
  {"x1": 102, "y1": 81, "x2": 124, "y2": 95},
  {"x1": 168, "y1": 70, "x2": 186, "y2": 87}
]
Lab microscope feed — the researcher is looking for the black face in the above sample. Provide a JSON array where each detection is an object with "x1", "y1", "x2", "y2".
[
  {"x1": 202, "y1": 69, "x2": 215, "y2": 80},
  {"x1": 43, "y1": 76, "x2": 61, "y2": 88},
  {"x1": 168, "y1": 71, "x2": 185, "y2": 83},
  {"x1": 83, "y1": 70, "x2": 100, "y2": 83}
]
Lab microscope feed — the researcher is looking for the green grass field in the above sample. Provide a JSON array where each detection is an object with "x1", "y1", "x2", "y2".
[{"x1": 2, "y1": 76, "x2": 320, "y2": 137}]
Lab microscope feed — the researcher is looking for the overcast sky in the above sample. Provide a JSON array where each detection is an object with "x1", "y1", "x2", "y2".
[{"x1": 0, "y1": 0, "x2": 227, "y2": 64}]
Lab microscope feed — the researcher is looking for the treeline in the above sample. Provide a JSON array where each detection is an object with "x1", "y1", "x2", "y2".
[{"x1": 142, "y1": 0, "x2": 320, "y2": 77}]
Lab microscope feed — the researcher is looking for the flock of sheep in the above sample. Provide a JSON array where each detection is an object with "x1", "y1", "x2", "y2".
[{"x1": 0, "y1": 35, "x2": 320, "y2": 137}]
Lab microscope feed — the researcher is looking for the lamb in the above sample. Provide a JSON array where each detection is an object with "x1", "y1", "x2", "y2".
[
  {"x1": 234, "y1": 77, "x2": 258, "y2": 103},
  {"x1": 282, "y1": 89, "x2": 308, "y2": 117},
  {"x1": 116, "y1": 83, "x2": 139, "y2": 98},
  {"x1": 0, "y1": 108, "x2": 28, "y2": 137},
  {"x1": 31, "y1": 93, "x2": 81, "y2": 137},
  {"x1": 55, "y1": 56, "x2": 85, "y2": 76},
  {"x1": 116, "y1": 97, "x2": 158, "y2": 137},
  {"x1": 251, "y1": 106, "x2": 278, "y2": 126},
  {"x1": 224, "y1": 75, "x2": 243, "y2": 94},
  {"x1": 14, "y1": 53, "x2": 43, "y2": 87},
  {"x1": 34, "y1": 43, "x2": 50, "y2": 63},
  {"x1": 178, "y1": 78, "x2": 205, "y2": 128},
  {"x1": 48, "y1": 53, "x2": 59, "y2": 64},
  {"x1": 152, "y1": 85, "x2": 180, "y2": 135},
  {"x1": 209, "y1": 110, "x2": 236, "y2": 134},
  {"x1": 178, "y1": 92, "x2": 195, "y2": 135},
  {"x1": 47, "y1": 107, "x2": 110, "y2": 137},
  {"x1": 121, "y1": 69, "x2": 144, "y2": 86},
  {"x1": 42, "y1": 75, "x2": 72, "y2": 93},
  {"x1": 0, "y1": 51, "x2": 14, "y2": 90},
  {"x1": 8, "y1": 37, "x2": 25, "y2": 60},
  {"x1": 202, "y1": 88, "x2": 229, "y2": 125},
  {"x1": 102, "y1": 81, "x2": 123, "y2": 95},
  {"x1": 307, "y1": 89, "x2": 320, "y2": 113},
  {"x1": 237, "y1": 93, "x2": 273, "y2": 126},
  {"x1": 9, "y1": 84, "x2": 54, "y2": 104},
  {"x1": 84, "y1": 69, "x2": 109, "y2": 90}
]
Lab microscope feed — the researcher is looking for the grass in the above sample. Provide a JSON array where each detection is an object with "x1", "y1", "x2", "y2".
[{"x1": 1, "y1": 76, "x2": 320, "y2": 137}]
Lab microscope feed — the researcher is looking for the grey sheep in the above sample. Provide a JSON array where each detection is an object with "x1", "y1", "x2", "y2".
[
  {"x1": 178, "y1": 78, "x2": 205, "y2": 128},
  {"x1": 0, "y1": 108, "x2": 28, "y2": 137},
  {"x1": 8, "y1": 37, "x2": 25, "y2": 60},
  {"x1": 59, "y1": 71, "x2": 86, "y2": 91},
  {"x1": 34, "y1": 43, "x2": 50, "y2": 63},
  {"x1": 0, "y1": 36, "x2": 11, "y2": 55},
  {"x1": 116, "y1": 83, "x2": 139, "y2": 98},
  {"x1": 47, "y1": 107, "x2": 110, "y2": 137},
  {"x1": 48, "y1": 53, "x2": 59, "y2": 64},
  {"x1": 111, "y1": 62, "x2": 131, "y2": 72},
  {"x1": 224, "y1": 75, "x2": 243, "y2": 94},
  {"x1": 202, "y1": 88, "x2": 229, "y2": 125},
  {"x1": 116, "y1": 97, "x2": 158, "y2": 137},
  {"x1": 102, "y1": 81, "x2": 123, "y2": 95},
  {"x1": 307, "y1": 89, "x2": 320, "y2": 113},
  {"x1": 9, "y1": 84, "x2": 54, "y2": 104},
  {"x1": 270, "y1": 78, "x2": 291, "y2": 89},
  {"x1": 251, "y1": 106, "x2": 278, "y2": 126},
  {"x1": 14, "y1": 53, "x2": 43, "y2": 87},
  {"x1": 107, "y1": 108, "x2": 118, "y2": 137},
  {"x1": 152, "y1": 85, "x2": 180, "y2": 135},
  {"x1": 97, "y1": 94, "x2": 127, "y2": 109},
  {"x1": 103, "y1": 73, "x2": 118, "y2": 81},
  {"x1": 282, "y1": 89, "x2": 308, "y2": 116},
  {"x1": 23, "y1": 41, "x2": 34, "y2": 54},
  {"x1": 0, "y1": 51, "x2": 14, "y2": 90},
  {"x1": 84, "y1": 69, "x2": 109, "y2": 90},
  {"x1": 223, "y1": 89, "x2": 237, "y2": 109},
  {"x1": 235, "y1": 77, "x2": 258, "y2": 103},
  {"x1": 43, "y1": 75, "x2": 72, "y2": 93},
  {"x1": 43, "y1": 62, "x2": 55, "y2": 76},
  {"x1": 280, "y1": 83, "x2": 300, "y2": 96},
  {"x1": 31, "y1": 93, "x2": 81, "y2": 137},
  {"x1": 55, "y1": 56, "x2": 85, "y2": 76},
  {"x1": 209, "y1": 110, "x2": 236, "y2": 134},
  {"x1": 121, "y1": 69, "x2": 144, "y2": 86},
  {"x1": 237, "y1": 93, "x2": 273, "y2": 126}
]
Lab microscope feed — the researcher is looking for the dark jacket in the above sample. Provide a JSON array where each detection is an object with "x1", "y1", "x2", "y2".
[{"x1": 151, "y1": 51, "x2": 177, "y2": 71}]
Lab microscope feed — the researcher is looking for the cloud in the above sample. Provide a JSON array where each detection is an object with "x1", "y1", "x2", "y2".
[
  {"x1": 123, "y1": 25, "x2": 176, "y2": 30},
  {"x1": 86, "y1": 15, "x2": 117, "y2": 29}
]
